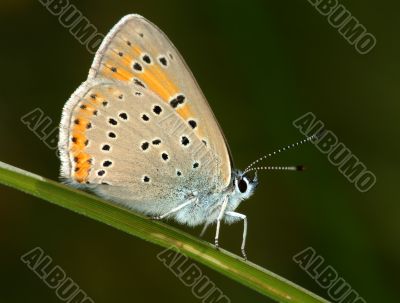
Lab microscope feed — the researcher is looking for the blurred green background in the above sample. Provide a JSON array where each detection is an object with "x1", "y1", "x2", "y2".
[{"x1": 0, "y1": 0, "x2": 398, "y2": 302}]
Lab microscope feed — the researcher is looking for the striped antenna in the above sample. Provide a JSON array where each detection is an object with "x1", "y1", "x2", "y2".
[
  {"x1": 245, "y1": 165, "x2": 305, "y2": 173},
  {"x1": 244, "y1": 132, "x2": 322, "y2": 174}
]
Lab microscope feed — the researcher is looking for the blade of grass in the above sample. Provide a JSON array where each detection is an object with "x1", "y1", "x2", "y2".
[{"x1": 0, "y1": 161, "x2": 329, "y2": 303}]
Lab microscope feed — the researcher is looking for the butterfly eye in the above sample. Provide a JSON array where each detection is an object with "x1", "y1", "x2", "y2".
[{"x1": 238, "y1": 178, "x2": 248, "y2": 193}]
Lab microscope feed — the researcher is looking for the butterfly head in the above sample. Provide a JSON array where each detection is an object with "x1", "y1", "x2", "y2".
[{"x1": 231, "y1": 170, "x2": 258, "y2": 202}]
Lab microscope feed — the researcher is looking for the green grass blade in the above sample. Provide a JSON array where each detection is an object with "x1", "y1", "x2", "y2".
[{"x1": 0, "y1": 161, "x2": 329, "y2": 303}]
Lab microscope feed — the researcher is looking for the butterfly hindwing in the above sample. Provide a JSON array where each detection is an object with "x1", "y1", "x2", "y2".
[{"x1": 59, "y1": 78, "x2": 220, "y2": 215}]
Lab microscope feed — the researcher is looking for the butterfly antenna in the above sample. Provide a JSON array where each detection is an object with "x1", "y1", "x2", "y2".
[
  {"x1": 243, "y1": 131, "x2": 324, "y2": 174},
  {"x1": 245, "y1": 165, "x2": 305, "y2": 173}
]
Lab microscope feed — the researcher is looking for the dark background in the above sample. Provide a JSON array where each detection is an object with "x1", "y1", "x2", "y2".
[{"x1": 0, "y1": 1, "x2": 398, "y2": 302}]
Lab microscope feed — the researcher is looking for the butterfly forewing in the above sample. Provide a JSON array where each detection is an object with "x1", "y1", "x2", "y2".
[{"x1": 88, "y1": 14, "x2": 232, "y2": 187}]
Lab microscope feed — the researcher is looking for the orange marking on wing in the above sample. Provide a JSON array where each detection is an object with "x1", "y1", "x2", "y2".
[
  {"x1": 117, "y1": 45, "x2": 173, "y2": 100},
  {"x1": 75, "y1": 152, "x2": 91, "y2": 164},
  {"x1": 107, "y1": 46, "x2": 180, "y2": 104},
  {"x1": 133, "y1": 65, "x2": 180, "y2": 102},
  {"x1": 83, "y1": 103, "x2": 97, "y2": 114},
  {"x1": 78, "y1": 102, "x2": 96, "y2": 113},
  {"x1": 69, "y1": 97, "x2": 98, "y2": 183},
  {"x1": 115, "y1": 49, "x2": 135, "y2": 62},
  {"x1": 120, "y1": 45, "x2": 179, "y2": 101},
  {"x1": 85, "y1": 92, "x2": 105, "y2": 105},
  {"x1": 136, "y1": 70, "x2": 171, "y2": 101},
  {"x1": 73, "y1": 151, "x2": 91, "y2": 181},
  {"x1": 110, "y1": 50, "x2": 134, "y2": 69},
  {"x1": 131, "y1": 46, "x2": 142, "y2": 56},
  {"x1": 74, "y1": 176, "x2": 84, "y2": 183},
  {"x1": 74, "y1": 153, "x2": 91, "y2": 182},
  {"x1": 148, "y1": 65, "x2": 179, "y2": 94},
  {"x1": 74, "y1": 118, "x2": 89, "y2": 133},
  {"x1": 176, "y1": 105, "x2": 191, "y2": 119},
  {"x1": 71, "y1": 140, "x2": 91, "y2": 182},
  {"x1": 76, "y1": 154, "x2": 91, "y2": 169},
  {"x1": 102, "y1": 64, "x2": 133, "y2": 81},
  {"x1": 70, "y1": 133, "x2": 86, "y2": 152}
]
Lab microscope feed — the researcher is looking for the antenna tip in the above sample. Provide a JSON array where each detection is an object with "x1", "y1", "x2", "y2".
[
  {"x1": 296, "y1": 165, "x2": 306, "y2": 171},
  {"x1": 314, "y1": 129, "x2": 326, "y2": 140}
]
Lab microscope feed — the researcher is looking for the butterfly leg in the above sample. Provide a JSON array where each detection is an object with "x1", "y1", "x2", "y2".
[
  {"x1": 214, "y1": 196, "x2": 229, "y2": 250},
  {"x1": 225, "y1": 211, "x2": 248, "y2": 260},
  {"x1": 151, "y1": 198, "x2": 197, "y2": 220},
  {"x1": 199, "y1": 223, "x2": 210, "y2": 238}
]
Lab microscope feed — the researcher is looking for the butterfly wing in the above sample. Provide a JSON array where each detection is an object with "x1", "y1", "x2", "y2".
[
  {"x1": 59, "y1": 78, "x2": 221, "y2": 218},
  {"x1": 88, "y1": 14, "x2": 232, "y2": 187}
]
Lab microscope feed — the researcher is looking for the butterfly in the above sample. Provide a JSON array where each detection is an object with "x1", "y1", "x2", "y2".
[{"x1": 59, "y1": 14, "x2": 314, "y2": 259}]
